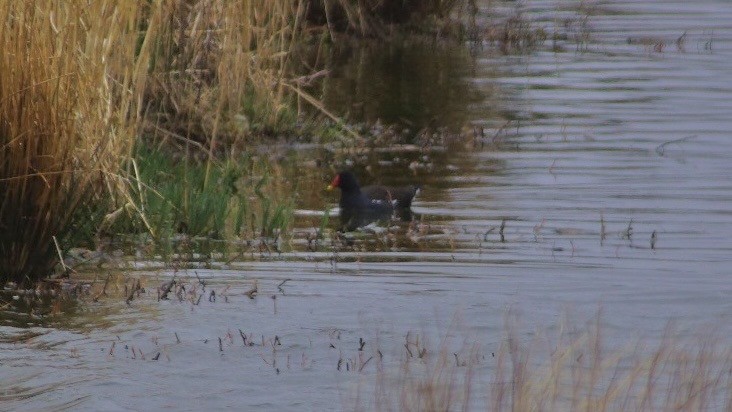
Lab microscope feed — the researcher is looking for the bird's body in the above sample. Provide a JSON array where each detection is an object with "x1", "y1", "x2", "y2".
[
  {"x1": 361, "y1": 184, "x2": 420, "y2": 209},
  {"x1": 327, "y1": 171, "x2": 419, "y2": 231}
]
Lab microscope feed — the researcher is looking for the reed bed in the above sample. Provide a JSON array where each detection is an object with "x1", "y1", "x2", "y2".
[
  {"x1": 142, "y1": 0, "x2": 304, "y2": 150},
  {"x1": 0, "y1": 2, "x2": 148, "y2": 284},
  {"x1": 0, "y1": 1, "x2": 307, "y2": 282}
]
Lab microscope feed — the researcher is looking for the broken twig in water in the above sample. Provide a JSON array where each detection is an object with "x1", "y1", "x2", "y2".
[
  {"x1": 195, "y1": 271, "x2": 206, "y2": 290},
  {"x1": 159, "y1": 278, "x2": 176, "y2": 300},
  {"x1": 600, "y1": 212, "x2": 606, "y2": 245},
  {"x1": 655, "y1": 135, "x2": 697, "y2": 156},
  {"x1": 245, "y1": 282, "x2": 258, "y2": 299},
  {"x1": 126, "y1": 279, "x2": 141, "y2": 305},
  {"x1": 277, "y1": 278, "x2": 291, "y2": 294},
  {"x1": 93, "y1": 273, "x2": 112, "y2": 302},
  {"x1": 622, "y1": 219, "x2": 634, "y2": 242},
  {"x1": 359, "y1": 356, "x2": 373, "y2": 372}
]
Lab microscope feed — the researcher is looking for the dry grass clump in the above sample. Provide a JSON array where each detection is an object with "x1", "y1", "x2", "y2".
[
  {"x1": 491, "y1": 314, "x2": 732, "y2": 411},
  {"x1": 358, "y1": 313, "x2": 732, "y2": 411},
  {"x1": 140, "y1": 0, "x2": 480, "y2": 150},
  {"x1": 0, "y1": 1, "x2": 311, "y2": 281},
  {"x1": 0, "y1": 2, "x2": 148, "y2": 284},
  {"x1": 142, "y1": 0, "x2": 304, "y2": 152}
]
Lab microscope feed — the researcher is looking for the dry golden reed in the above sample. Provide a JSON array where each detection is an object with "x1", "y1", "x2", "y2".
[
  {"x1": 0, "y1": 0, "x2": 313, "y2": 282},
  {"x1": 142, "y1": 0, "x2": 304, "y2": 152},
  {"x1": 0, "y1": 2, "x2": 148, "y2": 283},
  {"x1": 0, "y1": 1, "x2": 315, "y2": 282}
]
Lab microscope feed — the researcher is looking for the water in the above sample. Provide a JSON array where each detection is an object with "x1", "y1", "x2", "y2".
[{"x1": 3, "y1": 1, "x2": 732, "y2": 410}]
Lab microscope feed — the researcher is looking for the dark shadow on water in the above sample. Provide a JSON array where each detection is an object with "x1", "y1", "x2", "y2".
[
  {"x1": 394, "y1": 208, "x2": 417, "y2": 223},
  {"x1": 299, "y1": 38, "x2": 486, "y2": 135},
  {"x1": 0, "y1": 290, "x2": 78, "y2": 329}
]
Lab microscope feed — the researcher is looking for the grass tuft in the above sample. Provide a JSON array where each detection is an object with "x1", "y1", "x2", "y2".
[{"x1": 106, "y1": 147, "x2": 294, "y2": 262}]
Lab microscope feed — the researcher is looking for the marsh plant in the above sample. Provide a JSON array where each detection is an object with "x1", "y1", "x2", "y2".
[
  {"x1": 354, "y1": 313, "x2": 732, "y2": 411},
  {"x1": 0, "y1": 1, "x2": 307, "y2": 282},
  {"x1": 0, "y1": 2, "x2": 149, "y2": 284},
  {"x1": 110, "y1": 148, "x2": 294, "y2": 261},
  {"x1": 142, "y1": 0, "x2": 306, "y2": 148}
]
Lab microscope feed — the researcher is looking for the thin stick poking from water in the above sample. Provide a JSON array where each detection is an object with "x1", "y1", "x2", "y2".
[
  {"x1": 52, "y1": 236, "x2": 68, "y2": 274},
  {"x1": 159, "y1": 277, "x2": 175, "y2": 300},
  {"x1": 245, "y1": 280, "x2": 258, "y2": 299},
  {"x1": 622, "y1": 219, "x2": 634, "y2": 245},
  {"x1": 600, "y1": 212, "x2": 606, "y2": 245},
  {"x1": 93, "y1": 274, "x2": 111, "y2": 302},
  {"x1": 359, "y1": 356, "x2": 373, "y2": 372},
  {"x1": 570, "y1": 240, "x2": 576, "y2": 257}
]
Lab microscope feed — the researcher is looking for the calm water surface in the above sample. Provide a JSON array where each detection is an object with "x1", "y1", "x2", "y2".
[{"x1": 3, "y1": 1, "x2": 732, "y2": 410}]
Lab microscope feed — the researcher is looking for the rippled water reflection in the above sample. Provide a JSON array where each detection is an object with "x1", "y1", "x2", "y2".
[{"x1": 3, "y1": 1, "x2": 732, "y2": 410}]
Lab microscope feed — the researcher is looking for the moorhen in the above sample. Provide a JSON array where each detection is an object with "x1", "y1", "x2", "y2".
[{"x1": 326, "y1": 171, "x2": 419, "y2": 231}]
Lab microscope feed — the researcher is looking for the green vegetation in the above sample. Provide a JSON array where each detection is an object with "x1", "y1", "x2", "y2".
[
  {"x1": 121, "y1": 148, "x2": 246, "y2": 249},
  {"x1": 108, "y1": 147, "x2": 294, "y2": 261}
]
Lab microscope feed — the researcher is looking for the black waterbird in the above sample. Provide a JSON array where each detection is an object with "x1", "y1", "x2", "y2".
[{"x1": 326, "y1": 171, "x2": 420, "y2": 231}]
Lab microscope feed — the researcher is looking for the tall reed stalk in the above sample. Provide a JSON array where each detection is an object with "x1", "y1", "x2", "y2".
[{"x1": 0, "y1": 2, "x2": 147, "y2": 283}]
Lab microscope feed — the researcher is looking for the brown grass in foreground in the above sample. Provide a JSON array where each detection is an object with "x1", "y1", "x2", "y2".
[
  {"x1": 0, "y1": 2, "x2": 149, "y2": 283},
  {"x1": 355, "y1": 312, "x2": 732, "y2": 411}
]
